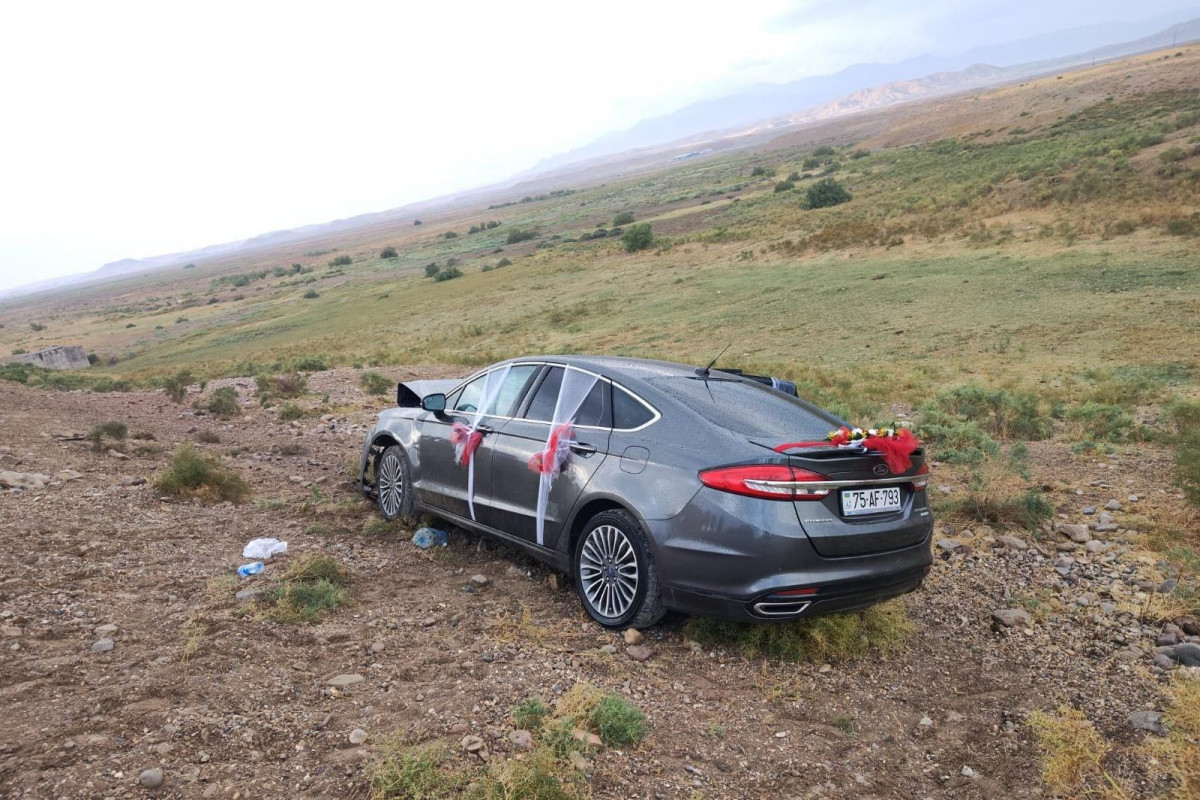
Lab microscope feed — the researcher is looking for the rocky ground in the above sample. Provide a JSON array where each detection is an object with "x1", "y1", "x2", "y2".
[{"x1": 0, "y1": 371, "x2": 1194, "y2": 799}]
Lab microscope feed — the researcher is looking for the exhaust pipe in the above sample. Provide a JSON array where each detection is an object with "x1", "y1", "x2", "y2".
[{"x1": 751, "y1": 600, "x2": 811, "y2": 617}]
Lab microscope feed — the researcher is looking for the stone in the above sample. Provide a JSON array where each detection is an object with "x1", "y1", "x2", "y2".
[
  {"x1": 1084, "y1": 540, "x2": 1107, "y2": 554},
  {"x1": 600, "y1": 644, "x2": 617, "y2": 655},
  {"x1": 370, "y1": 641, "x2": 386, "y2": 654},
  {"x1": 1058, "y1": 523, "x2": 1091, "y2": 543},
  {"x1": 1128, "y1": 494, "x2": 1139, "y2": 502},
  {"x1": 1174, "y1": 643, "x2": 1200, "y2": 667},
  {"x1": 506, "y1": 565, "x2": 526, "y2": 578},
  {"x1": 1154, "y1": 653, "x2": 1177, "y2": 670},
  {"x1": 572, "y1": 729, "x2": 602, "y2": 747},
  {"x1": 918, "y1": 716, "x2": 934, "y2": 727},
  {"x1": 997, "y1": 535, "x2": 1028, "y2": 551},
  {"x1": 623, "y1": 629, "x2": 645, "y2": 646},
  {"x1": 0, "y1": 471, "x2": 50, "y2": 490},
  {"x1": 569, "y1": 751, "x2": 590, "y2": 772},
  {"x1": 326, "y1": 674, "x2": 365, "y2": 688},
  {"x1": 961, "y1": 766, "x2": 978, "y2": 779},
  {"x1": 992, "y1": 608, "x2": 1031, "y2": 628},
  {"x1": 420, "y1": 617, "x2": 437, "y2": 627},
  {"x1": 509, "y1": 729, "x2": 534, "y2": 750},
  {"x1": 235, "y1": 588, "x2": 263, "y2": 602},
  {"x1": 91, "y1": 638, "x2": 114, "y2": 653},
  {"x1": 349, "y1": 728, "x2": 368, "y2": 745},
  {"x1": 139, "y1": 768, "x2": 164, "y2": 789},
  {"x1": 1179, "y1": 617, "x2": 1200, "y2": 637},
  {"x1": 1082, "y1": 506, "x2": 1097, "y2": 515},
  {"x1": 108, "y1": 449, "x2": 130, "y2": 460},
  {"x1": 1129, "y1": 711, "x2": 1167, "y2": 736},
  {"x1": 470, "y1": 574, "x2": 489, "y2": 587},
  {"x1": 1104, "y1": 499, "x2": 1123, "y2": 511},
  {"x1": 626, "y1": 645, "x2": 653, "y2": 662},
  {"x1": 54, "y1": 469, "x2": 83, "y2": 482},
  {"x1": 94, "y1": 623, "x2": 118, "y2": 636}
]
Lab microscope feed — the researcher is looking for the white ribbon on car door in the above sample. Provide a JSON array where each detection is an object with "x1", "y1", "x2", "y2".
[
  {"x1": 532, "y1": 368, "x2": 598, "y2": 546},
  {"x1": 453, "y1": 364, "x2": 511, "y2": 521}
]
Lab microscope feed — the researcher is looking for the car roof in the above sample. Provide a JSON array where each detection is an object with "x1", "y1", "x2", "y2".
[{"x1": 500, "y1": 355, "x2": 699, "y2": 384}]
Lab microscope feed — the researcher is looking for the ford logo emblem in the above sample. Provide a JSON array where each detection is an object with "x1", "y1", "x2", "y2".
[{"x1": 873, "y1": 464, "x2": 889, "y2": 476}]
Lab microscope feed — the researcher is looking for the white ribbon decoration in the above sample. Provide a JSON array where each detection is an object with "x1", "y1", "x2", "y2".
[
  {"x1": 535, "y1": 368, "x2": 598, "y2": 545},
  {"x1": 461, "y1": 364, "x2": 511, "y2": 521}
]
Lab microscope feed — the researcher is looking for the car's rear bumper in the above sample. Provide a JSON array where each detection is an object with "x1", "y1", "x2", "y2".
[
  {"x1": 661, "y1": 563, "x2": 929, "y2": 622},
  {"x1": 646, "y1": 486, "x2": 933, "y2": 621}
]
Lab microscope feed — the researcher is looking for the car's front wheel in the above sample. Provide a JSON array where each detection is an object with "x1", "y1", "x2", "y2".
[
  {"x1": 573, "y1": 509, "x2": 664, "y2": 629},
  {"x1": 375, "y1": 444, "x2": 414, "y2": 521}
]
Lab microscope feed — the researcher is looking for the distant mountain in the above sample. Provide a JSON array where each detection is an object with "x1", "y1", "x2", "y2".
[{"x1": 532, "y1": 12, "x2": 1200, "y2": 174}]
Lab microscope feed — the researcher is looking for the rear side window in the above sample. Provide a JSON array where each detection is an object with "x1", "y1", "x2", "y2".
[
  {"x1": 649, "y1": 376, "x2": 840, "y2": 438},
  {"x1": 524, "y1": 367, "x2": 611, "y2": 427},
  {"x1": 613, "y1": 386, "x2": 655, "y2": 429}
]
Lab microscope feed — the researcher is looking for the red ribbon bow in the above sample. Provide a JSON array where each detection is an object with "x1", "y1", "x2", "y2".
[
  {"x1": 450, "y1": 422, "x2": 483, "y2": 467},
  {"x1": 528, "y1": 423, "x2": 573, "y2": 475}
]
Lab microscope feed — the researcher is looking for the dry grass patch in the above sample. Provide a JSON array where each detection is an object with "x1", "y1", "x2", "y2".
[
  {"x1": 685, "y1": 599, "x2": 910, "y2": 662},
  {"x1": 262, "y1": 554, "x2": 351, "y2": 624},
  {"x1": 154, "y1": 444, "x2": 250, "y2": 503},
  {"x1": 1153, "y1": 677, "x2": 1200, "y2": 798},
  {"x1": 1028, "y1": 706, "x2": 1128, "y2": 798}
]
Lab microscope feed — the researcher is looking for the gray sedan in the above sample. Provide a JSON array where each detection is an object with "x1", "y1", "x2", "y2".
[{"x1": 359, "y1": 356, "x2": 932, "y2": 628}]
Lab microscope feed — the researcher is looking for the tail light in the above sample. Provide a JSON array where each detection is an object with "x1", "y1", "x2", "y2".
[
  {"x1": 698, "y1": 464, "x2": 831, "y2": 501},
  {"x1": 909, "y1": 464, "x2": 930, "y2": 492}
]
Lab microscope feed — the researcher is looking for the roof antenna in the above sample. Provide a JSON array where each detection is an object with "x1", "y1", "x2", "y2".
[{"x1": 696, "y1": 342, "x2": 731, "y2": 378}]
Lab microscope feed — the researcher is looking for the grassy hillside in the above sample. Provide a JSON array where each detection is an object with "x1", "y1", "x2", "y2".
[{"x1": 1, "y1": 46, "x2": 1198, "y2": 417}]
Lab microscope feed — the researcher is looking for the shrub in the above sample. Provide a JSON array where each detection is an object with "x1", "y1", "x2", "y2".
[
  {"x1": 612, "y1": 211, "x2": 635, "y2": 226},
  {"x1": 513, "y1": 697, "x2": 551, "y2": 730},
  {"x1": 441, "y1": 231, "x2": 458, "y2": 239},
  {"x1": 917, "y1": 412, "x2": 1000, "y2": 463},
  {"x1": 621, "y1": 223, "x2": 654, "y2": 252},
  {"x1": 1064, "y1": 403, "x2": 1132, "y2": 442},
  {"x1": 257, "y1": 372, "x2": 306, "y2": 403},
  {"x1": 380, "y1": 246, "x2": 398, "y2": 259},
  {"x1": 922, "y1": 385, "x2": 1051, "y2": 440},
  {"x1": 802, "y1": 178, "x2": 852, "y2": 209},
  {"x1": 30, "y1": 322, "x2": 46, "y2": 331},
  {"x1": 360, "y1": 371, "x2": 392, "y2": 396},
  {"x1": 303, "y1": 289, "x2": 320, "y2": 299},
  {"x1": 195, "y1": 430, "x2": 221, "y2": 444},
  {"x1": 369, "y1": 743, "x2": 472, "y2": 799},
  {"x1": 812, "y1": 145, "x2": 835, "y2": 157},
  {"x1": 1171, "y1": 401, "x2": 1200, "y2": 507},
  {"x1": 87, "y1": 421, "x2": 128, "y2": 451},
  {"x1": 263, "y1": 554, "x2": 350, "y2": 623},
  {"x1": 750, "y1": 166, "x2": 776, "y2": 177},
  {"x1": 328, "y1": 254, "x2": 352, "y2": 267},
  {"x1": 1160, "y1": 146, "x2": 1188, "y2": 164},
  {"x1": 774, "y1": 180, "x2": 795, "y2": 192},
  {"x1": 293, "y1": 356, "x2": 328, "y2": 372},
  {"x1": 685, "y1": 601, "x2": 909, "y2": 662},
  {"x1": 424, "y1": 262, "x2": 440, "y2": 277},
  {"x1": 433, "y1": 266, "x2": 463, "y2": 282},
  {"x1": 589, "y1": 695, "x2": 648, "y2": 747},
  {"x1": 203, "y1": 387, "x2": 241, "y2": 418},
  {"x1": 496, "y1": 257, "x2": 512, "y2": 268},
  {"x1": 1166, "y1": 217, "x2": 1198, "y2": 237},
  {"x1": 277, "y1": 403, "x2": 305, "y2": 422},
  {"x1": 412, "y1": 219, "x2": 421, "y2": 225},
  {"x1": 154, "y1": 444, "x2": 250, "y2": 503},
  {"x1": 506, "y1": 228, "x2": 538, "y2": 244},
  {"x1": 162, "y1": 369, "x2": 194, "y2": 403}
]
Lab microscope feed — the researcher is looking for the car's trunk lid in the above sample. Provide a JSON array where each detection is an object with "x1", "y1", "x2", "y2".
[{"x1": 776, "y1": 445, "x2": 930, "y2": 558}]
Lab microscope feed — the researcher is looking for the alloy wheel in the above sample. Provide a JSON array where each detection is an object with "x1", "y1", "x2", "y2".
[{"x1": 579, "y1": 524, "x2": 639, "y2": 620}]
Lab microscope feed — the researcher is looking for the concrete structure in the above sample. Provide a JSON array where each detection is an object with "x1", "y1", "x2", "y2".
[{"x1": 4, "y1": 345, "x2": 90, "y2": 370}]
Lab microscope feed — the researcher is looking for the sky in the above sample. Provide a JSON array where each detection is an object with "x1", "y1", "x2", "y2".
[{"x1": 0, "y1": 0, "x2": 1197, "y2": 293}]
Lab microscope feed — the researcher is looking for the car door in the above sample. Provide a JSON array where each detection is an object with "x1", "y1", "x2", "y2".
[
  {"x1": 481, "y1": 365, "x2": 612, "y2": 550},
  {"x1": 415, "y1": 365, "x2": 539, "y2": 517}
]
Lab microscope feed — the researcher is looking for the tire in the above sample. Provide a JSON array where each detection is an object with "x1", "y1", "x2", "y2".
[
  {"x1": 573, "y1": 509, "x2": 664, "y2": 629},
  {"x1": 375, "y1": 444, "x2": 414, "y2": 521}
]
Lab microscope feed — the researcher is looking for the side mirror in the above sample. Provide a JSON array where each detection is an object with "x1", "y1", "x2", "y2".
[{"x1": 421, "y1": 393, "x2": 447, "y2": 413}]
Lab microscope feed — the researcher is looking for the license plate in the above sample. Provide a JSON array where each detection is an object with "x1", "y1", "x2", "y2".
[{"x1": 841, "y1": 486, "x2": 902, "y2": 516}]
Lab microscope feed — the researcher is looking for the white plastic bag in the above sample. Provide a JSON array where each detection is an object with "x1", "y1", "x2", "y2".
[{"x1": 243, "y1": 538, "x2": 288, "y2": 559}]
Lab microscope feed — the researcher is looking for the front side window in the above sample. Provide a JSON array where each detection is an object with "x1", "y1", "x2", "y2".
[{"x1": 446, "y1": 364, "x2": 539, "y2": 417}]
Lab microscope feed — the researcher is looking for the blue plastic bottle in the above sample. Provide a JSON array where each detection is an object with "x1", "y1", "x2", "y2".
[{"x1": 237, "y1": 562, "x2": 264, "y2": 577}]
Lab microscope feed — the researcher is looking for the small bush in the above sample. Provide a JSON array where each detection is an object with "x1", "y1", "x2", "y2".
[
  {"x1": 154, "y1": 444, "x2": 250, "y2": 503},
  {"x1": 195, "y1": 430, "x2": 221, "y2": 444},
  {"x1": 30, "y1": 322, "x2": 46, "y2": 332},
  {"x1": 922, "y1": 385, "x2": 1051, "y2": 440},
  {"x1": 812, "y1": 145, "x2": 835, "y2": 157},
  {"x1": 513, "y1": 697, "x2": 551, "y2": 730},
  {"x1": 277, "y1": 403, "x2": 305, "y2": 422},
  {"x1": 328, "y1": 254, "x2": 352, "y2": 267},
  {"x1": 685, "y1": 601, "x2": 909, "y2": 662},
  {"x1": 801, "y1": 178, "x2": 852, "y2": 209},
  {"x1": 496, "y1": 257, "x2": 512, "y2": 268},
  {"x1": 621, "y1": 223, "x2": 654, "y2": 252},
  {"x1": 1064, "y1": 403, "x2": 1133, "y2": 442},
  {"x1": 162, "y1": 369, "x2": 194, "y2": 403},
  {"x1": 433, "y1": 266, "x2": 463, "y2": 282},
  {"x1": 263, "y1": 554, "x2": 350, "y2": 624},
  {"x1": 303, "y1": 289, "x2": 320, "y2": 299},
  {"x1": 257, "y1": 372, "x2": 306, "y2": 404},
  {"x1": 441, "y1": 231, "x2": 458, "y2": 240},
  {"x1": 612, "y1": 211, "x2": 635, "y2": 226},
  {"x1": 506, "y1": 228, "x2": 538, "y2": 244},
  {"x1": 87, "y1": 421, "x2": 128, "y2": 451},
  {"x1": 424, "y1": 262, "x2": 440, "y2": 277},
  {"x1": 369, "y1": 742, "x2": 472, "y2": 799},
  {"x1": 1171, "y1": 401, "x2": 1200, "y2": 507},
  {"x1": 360, "y1": 371, "x2": 392, "y2": 396},
  {"x1": 380, "y1": 246, "x2": 398, "y2": 259},
  {"x1": 589, "y1": 695, "x2": 648, "y2": 747},
  {"x1": 203, "y1": 387, "x2": 241, "y2": 418},
  {"x1": 917, "y1": 412, "x2": 1000, "y2": 463}
]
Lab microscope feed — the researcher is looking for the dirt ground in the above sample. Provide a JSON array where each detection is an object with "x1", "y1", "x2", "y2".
[{"x1": 0, "y1": 371, "x2": 1188, "y2": 799}]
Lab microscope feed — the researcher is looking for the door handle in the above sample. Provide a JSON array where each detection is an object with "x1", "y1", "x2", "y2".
[
  {"x1": 476, "y1": 425, "x2": 494, "y2": 435},
  {"x1": 570, "y1": 442, "x2": 597, "y2": 456}
]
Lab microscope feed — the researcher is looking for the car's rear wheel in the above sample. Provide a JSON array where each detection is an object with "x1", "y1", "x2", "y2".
[
  {"x1": 573, "y1": 509, "x2": 664, "y2": 629},
  {"x1": 375, "y1": 444, "x2": 413, "y2": 521}
]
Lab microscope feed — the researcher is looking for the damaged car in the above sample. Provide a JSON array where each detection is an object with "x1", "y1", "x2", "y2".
[{"x1": 359, "y1": 356, "x2": 932, "y2": 629}]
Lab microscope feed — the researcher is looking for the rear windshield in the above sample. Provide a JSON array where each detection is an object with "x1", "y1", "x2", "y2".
[{"x1": 648, "y1": 376, "x2": 841, "y2": 438}]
